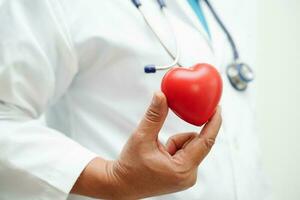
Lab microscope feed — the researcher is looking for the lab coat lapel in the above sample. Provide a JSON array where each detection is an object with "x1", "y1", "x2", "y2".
[
  {"x1": 175, "y1": 0, "x2": 211, "y2": 47},
  {"x1": 139, "y1": 2, "x2": 177, "y2": 61},
  {"x1": 201, "y1": 0, "x2": 232, "y2": 74}
]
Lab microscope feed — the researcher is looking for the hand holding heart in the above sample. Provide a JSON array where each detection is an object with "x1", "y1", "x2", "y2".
[
  {"x1": 71, "y1": 65, "x2": 222, "y2": 199},
  {"x1": 108, "y1": 64, "x2": 222, "y2": 199},
  {"x1": 72, "y1": 92, "x2": 222, "y2": 199},
  {"x1": 107, "y1": 92, "x2": 222, "y2": 199}
]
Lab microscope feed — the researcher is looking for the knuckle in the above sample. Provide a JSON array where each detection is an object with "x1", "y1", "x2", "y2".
[
  {"x1": 166, "y1": 137, "x2": 175, "y2": 147},
  {"x1": 219, "y1": 114, "x2": 223, "y2": 124},
  {"x1": 166, "y1": 136, "x2": 174, "y2": 144},
  {"x1": 173, "y1": 172, "x2": 188, "y2": 187},
  {"x1": 170, "y1": 166, "x2": 191, "y2": 188},
  {"x1": 168, "y1": 132, "x2": 197, "y2": 146},
  {"x1": 186, "y1": 176, "x2": 197, "y2": 188},
  {"x1": 186, "y1": 132, "x2": 198, "y2": 140},
  {"x1": 132, "y1": 131, "x2": 144, "y2": 142},
  {"x1": 145, "y1": 108, "x2": 161, "y2": 123},
  {"x1": 192, "y1": 132, "x2": 198, "y2": 137},
  {"x1": 202, "y1": 138, "x2": 215, "y2": 151},
  {"x1": 172, "y1": 172, "x2": 197, "y2": 189}
]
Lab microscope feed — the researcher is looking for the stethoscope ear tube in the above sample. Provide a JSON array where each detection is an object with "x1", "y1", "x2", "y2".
[
  {"x1": 133, "y1": 0, "x2": 181, "y2": 73},
  {"x1": 131, "y1": 0, "x2": 141, "y2": 8},
  {"x1": 203, "y1": 0, "x2": 240, "y2": 61}
]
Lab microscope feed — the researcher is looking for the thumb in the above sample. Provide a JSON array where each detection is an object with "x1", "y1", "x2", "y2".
[{"x1": 136, "y1": 91, "x2": 168, "y2": 141}]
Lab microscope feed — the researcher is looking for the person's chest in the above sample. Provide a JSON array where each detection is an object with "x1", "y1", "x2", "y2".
[
  {"x1": 58, "y1": 0, "x2": 225, "y2": 129},
  {"x1": 50, "y1": 1, "x2": 265, "y2": 200},
  {"x1": 53, "y1": 0, "x2": 256, "y2": 141},
  {"x1": 46, "y1": 0, "x2": 261, "y2": 145}
]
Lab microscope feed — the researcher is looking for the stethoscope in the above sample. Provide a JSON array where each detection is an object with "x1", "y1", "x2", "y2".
[{"x1": 132, "y1": 0, "x2": 254, "y2": 91}]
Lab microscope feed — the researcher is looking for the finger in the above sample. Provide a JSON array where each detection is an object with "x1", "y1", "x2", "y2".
[
  {"x1": 165, "y1": 132, "x2": 197, "y2": 155},
  {"x1": 199, "y1": 106, "x2": 222, "y2": 139},
  {"x1": 174, "y1": 107, "x2": 222, "y2": 167},
  {"x1": 136, "y1": 91, "x2": 168, "y2": 141}
]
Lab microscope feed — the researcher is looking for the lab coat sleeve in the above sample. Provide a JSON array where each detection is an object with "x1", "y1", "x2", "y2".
[{"x1": 0, "y1": 0, "x2": 97, "y2": 199}]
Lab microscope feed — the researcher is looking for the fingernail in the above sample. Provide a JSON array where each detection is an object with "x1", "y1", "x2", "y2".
[{"x1": 152, "y1": 92, "x2": 161, "y2": 106}]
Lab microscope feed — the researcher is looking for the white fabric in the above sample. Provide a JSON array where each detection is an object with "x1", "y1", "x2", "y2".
[{"x1": 0, "y1": 0, "x2": 268, "y2": 199}]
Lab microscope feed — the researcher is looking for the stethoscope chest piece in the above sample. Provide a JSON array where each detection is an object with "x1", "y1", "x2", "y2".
[{"x1": 226, "y1": 62, "x2": 254, "y2": 91}]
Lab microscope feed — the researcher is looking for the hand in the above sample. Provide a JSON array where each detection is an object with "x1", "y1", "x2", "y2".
[
  {"x1": 71, "y1": 92, "x2": 222, "y2": 199},
  {"x1": 110, "y1": 92, "x2": 222, "y2": 199}
]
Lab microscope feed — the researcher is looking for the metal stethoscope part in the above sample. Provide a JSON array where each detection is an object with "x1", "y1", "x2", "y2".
[
  {"x1": 132, "y1": 0, "x2": 254, "y2": 91},
  {"x1": 132, "y1": 0, "x2": 181, "y2": 73}
]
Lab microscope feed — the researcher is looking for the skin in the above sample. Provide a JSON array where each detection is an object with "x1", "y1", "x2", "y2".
[{"x1": 71, "y1": 91, "x2": 222, "y2": 199}]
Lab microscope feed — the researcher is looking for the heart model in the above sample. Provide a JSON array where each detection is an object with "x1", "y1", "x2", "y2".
[{"x1": 161, "y1": 63, "x2": 223, "y2": 126}]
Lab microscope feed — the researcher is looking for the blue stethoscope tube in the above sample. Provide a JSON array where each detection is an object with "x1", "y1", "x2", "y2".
[
  {"x1": 132, "y1": 0, "x2": 254, "y2": 91},
  {"x1": 203, "y1": 0, "x2": 239, "y2": 61}
]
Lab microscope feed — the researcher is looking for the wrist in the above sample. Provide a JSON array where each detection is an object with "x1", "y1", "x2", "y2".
[
  {"x1": 71, "y1": 157, "x2": 124, "y2": 199},
  {"x1": 108, "y1": 160, "x2": 138, "y2": 200}
]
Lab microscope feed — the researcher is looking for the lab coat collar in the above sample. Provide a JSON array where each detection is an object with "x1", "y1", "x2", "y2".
[{"x1": 175, "y1": 0, "x2": 211, "y2": 46}]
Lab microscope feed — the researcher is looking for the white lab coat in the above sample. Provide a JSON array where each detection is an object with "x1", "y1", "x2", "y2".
[{"x1": 0, "y1": 0, "x2": 268, "y2": 199}]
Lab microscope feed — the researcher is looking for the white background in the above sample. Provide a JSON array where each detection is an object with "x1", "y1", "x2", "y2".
[{"x1": 257, "y1": 0, "x2": 300, "y2": 200}]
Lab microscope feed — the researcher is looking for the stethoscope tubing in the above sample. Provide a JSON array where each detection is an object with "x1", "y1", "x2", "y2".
[
  {"x1": 132, "y1": 0, "x2": 254, "y2": 91},
  {"x1": 133, "y1": 0, "x2": 240, "y2": 69},
  {"x1": 203, "y1": 0, "x2": 239, "y2": 61},
  {"x1": 133, "y1": 0, "x2": 182, "y2": 71}
]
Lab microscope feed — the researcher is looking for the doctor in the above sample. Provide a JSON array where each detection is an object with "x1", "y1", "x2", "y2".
[{"x1": 0, "y1": 0, "x2": 267, "y2": 199}]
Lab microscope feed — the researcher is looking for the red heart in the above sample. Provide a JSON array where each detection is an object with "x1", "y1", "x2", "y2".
[{"x1": 161, "y1": 63, "x2": 223, "y2": 126}]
